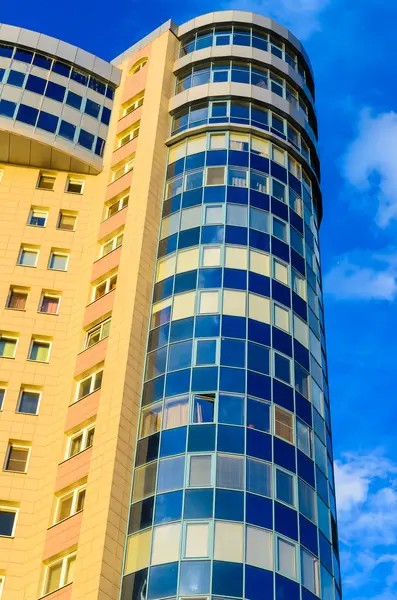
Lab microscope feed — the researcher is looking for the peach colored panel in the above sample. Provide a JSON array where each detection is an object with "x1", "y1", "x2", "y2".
[
  {"x1": 111, "y1": 136, "x2": 139, "y2": 167},
  {"x1": 105, "y1": 170, "x2": 133, "y2": 201},
  {"x1": 91, "y1": 246, "x2": 122, "y2": 282},
  {"x1": 43, "y1": 512, "x2": 83, "y2": 562},
  {"x1": 122, "y1": 45, "x2": 152, "y2": 105},
  {"x1": 98, "y1": 206, "x2": 128, "y2": 241},
  {"x1": 65, "y1": 389, "x2": 100, "y2": 432},
  {"x1": 55, "y1": 448, "x2": 92, "y2": 493},
  {"x1": 40, "y1": 583, "x2": 72, "y2": 600},
  {"x1": 83, "y1": 290, "x2": 116, "y2": 329},
  {"x1": 116, "y1": 105, "x2": 143, "y2": 135},
  {"x1": 74, "y1": 338, "x2": 108, "y2": 378}
]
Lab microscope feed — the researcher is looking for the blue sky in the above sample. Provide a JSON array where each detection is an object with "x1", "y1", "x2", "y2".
[{"x1": 2, "y1": 1, "x2": 397, "y2": 597}]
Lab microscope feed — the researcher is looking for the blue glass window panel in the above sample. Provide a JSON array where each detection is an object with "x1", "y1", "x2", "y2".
[
  {"x1": 157, "y1": 456, "x2": 185, "y2": 492},
  {"x1": 300, "y1": 514, "x2": 319, "y2": 556},
  {"x1": 316, "y1": 466, "x2": 329, "y2": 504},
  {"x1": 148, "y1": 563, "x2": 178, "y2": 600},
  {"x1": 272, "y1": 237, "x2": 290, "y2": 262},
  {"x1": 291, "y1": 228, "x2": 304, "y2": 255},
  {"x1": 160, "y1": 426, "x2": 187, "y2": 457},
  {"x1": 248, "y1": 320, "x2": 271, "y2": 345},
  {"x1": 291, "y1": 248, "x2": 306, "y2": 275},
  {"x1": 71, "y1": 68, "x2": 89, "y2": 86},
  {"x1": 229, "y1": 149, "x2": 249, "y2": 166},
  {"x1": 192, "y1": 393, "x2": 215, "y2": 422},
  {"x1": 195, "y1": 315, "x2": 220, "y2": 337},
  {"x1": 179, "y1": 561, "x2": 211, "y2": 595},
  {"x1": 206, "y1": 150, "x2": 227, "y2": 166},
  {"x1": 146, "y1": 347, "x2": 167, "y2": 379},
  {"x1": 294, "y1": 339, "x2": 310, "y2": 371},
  {"x1": 136, "y1": 434, "x2": 159, "y2": 465},
  {"x1": 37, "y1": 111, "x2": 58, "y2": 133},
  {"x1": 227, "y1": 186, "x2": 249, "y2": 204},
  {"x1": 217, "y1": 425, "x2": 244, "y2": 453},
  {"x1": 272, "y1": 197, "x2": 289, "y2": 221},
  {"x1": 89, "y1": 76, "x2": 106, "y2": 95},
  {"x1": 165, "y1": 369, "x2": 190, "y2": 397},
  {"x1": 248, "y1": 272, "x2": 270, "y2": 297},
  {"x1": 218, "y1": 393, "x2": 245, "y2": 426},
  {"x1": 212, "y1": 561, "x2": 243, "y2": 597},
  {"x1": 95, "y1": 137, "x2": 106, "y2": 157},
  {"x1": 201, "y1": 225, "x2": 224, "y2": 244},
  {"x1": 273, "y1": 379, "x2": 294, "y2": 411},
  {"x1": 212, "y1": 101, "x2": 228, "y2": 117},
  {"x1": 66, "y1": 90, "x2": 82, "y2": 110},
  {"x1": 168, "y1": 340, "x2": 192, "y2": 371},
  {"x1": 221, "y1": 338, "x2": 245, "y2": 368},
  {"x1": 247, "y1": 371, "x2": 271, "y2": 400},
  {"x1": 251, "y1": 105, "x2": 268, "y2": 126},
  {"x1": 148, "y1": 324, "x2": 169, "y2": 352},
  {"x1": 271, "y1": 161, "x2": 288, "y2": 183},
  {"x1": 249, "y1": 230, "x2": 270, "y2": 252},
  {"x1": 226, "y1": 204, "x2": 248, "y2": 226},
  {"x1": 101, "y1": 106, "x2": 111, "y2": 125},
  {"x1": 320, "y1": 532, "x2": 333, "y2": 572},
  {"x1": 0, "y1": 68, "x2": 4, "y2": 82},
  {"x1": 247, "y1": 430, "x2": 272, "y2": 461},
  {"x1": 250, "y1": 207, "x2": 269, "y2": 233},
  {"x1": 302, "y1": 589, "x2": 319, "y2": 600},
  {"x1": 198, "y1": 268, "x2": 222, "y2": 288},
  {"x1": 0, "y1": 45, "x2": 13, "y2": 58},
  {"x1": 184, "y1": 488, "x2": 213, "y2": 519},
  {"x1": 78, "y1": 129, "x2": 94, "y2": 150},
  {"x1": 231, "y1": 101, "x2": 250, "y2": 120},
  {"x1": 7, "y1": 70, "x2": 25, "y2": 87},
  {"x1": 321, "y1": 566, "x2": 334, "y2": 600},
  {"x1": 251, "y1": 154, "x2": 270, "y2": 175},
  {"x1": 106, "y1": 84, "x2": 115, "y2": 97},
  {"x1": 276, "y1": 575, "x2": 300, "y2": 600},
  {"x1": 318, "y1": 496, "x2": 331, "y2": 540},
  {"x1": 246, "y1": 493, "x2": 273, "y2": 529},
  {"x1": 295, "y1": 363, "x2": 310, "y2": 399},
  {"x1": 182, "y1": 187, "x2": 202, "y2": 208},
  {"x1": 191, "y1": 368, "x2": 218, "y2": 393},
  {"x1": 272, "y1": 329, "x2": 292, "y2": 360},
  {"x1": 128, "y1": 496, "x2": 154, "y2": 533},
  {"x1": 16, "y1": 104, "x2": 38, "y2": 126},
  {"x1": 142, "y1": 376, "x2": 164, "y2": 406},
  {"x1": 186, "y1": 151, "x2": 205, "y2": 170},
  {"x1": 196, "y1": 339, "x2": 217, "y2": 365},
  {"x1": 223, "y1": 268, "x2": 247, "y2": 290},
  {"x1": 163, "y1": 196, "x2": 181, "y2": 217},
  {"x1": 203, "y1": 185, "x2": 226, "y2": 204},
  {"x1": 219, "y1": 367, "x2": 245, "y2": 393},
  {"x1": 33, "y1": 53, "x2": 51, "y2": 69},
  {"x1": 215, "y1": 489, "x2": 244, "y2": 521},
  {"x1": 167, "y1": 157, "x2": 184, "y2": 178},
  {"x1": 313, "y1": 410, "x2": 326, "y2": 443},
  {"x1": 85, "y1": 98, "x2": 101, "y2": 118},
  {"x1": 52, "y1": 61, "x2": 70, "y2": 77},
  {"x1": 154, "y1": 490, "x2": 183, "y2": 524},
  {"x1": 274, "y1": 353, "x2": 291, "y2": 384},
  {"x1": 245, "y1": 565, "x2": 273, "y2": 600},
  {"x1": 290, "y1": 207, "x2": 304, "y2": 233},
  {"x1": 178, "y1": 227, "x2": 200, "y2": 249},
  {"x1": 188, "y1": 424, "x2": 216, "y2": 451},
  {"x1": 45, "y1": 81, "x2": 66, "y2": 102},
  {"x1": 274, "y1": 437, "x2": 296, "y2": 472},
  {"x1": 170, "y1": 317, "x2": 194, "y2": 342},
  {"x1": 222, "y1": 315, "x2": 246, "y2": 338},
  {"x1": 14, "y1": 48, "x2": 33, "y2": 63},
  {"x1": 272, "y1": 279, "x2": 291, "y2": 308},
  {"x1": 247, "y1": 397, "x2": 270, "y2": 432},
  {"x1": 275, "y1": 502, "x2": 298, "y2": 540},
  {"x1": 153, "y1": 277, "x2": 173, "y2": 302},
  {"x1": 25, "y1": 74, "x2": 46, "y2": 94},
  {"x1": 292, "y1": 293, "x2": 307, "y2": 321},
  {"x1": 297, "y1": 451, "x2": 315, "y2": 487},
  {"x1": 0, "y1": 99, "x2": 16, "y2": 118},
  {"x1": 247, "y1": 342, "x2": 269, "y2": 374},
  {"x1": 225, "y1": 225, "x2": 248, "y2": 245},
  {"x1": 121, "y1": 569, "x2": 147, "y2": 600}
]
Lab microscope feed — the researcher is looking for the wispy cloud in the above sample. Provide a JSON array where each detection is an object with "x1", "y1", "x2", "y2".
[
  {"x1": 343, "y1": 109, "x2": 397, "y2": 227},
  {"x1": 222, "y1": 0, "x2": 332, "y2": 39}
]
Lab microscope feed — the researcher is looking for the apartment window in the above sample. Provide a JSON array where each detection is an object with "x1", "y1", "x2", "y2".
[
  {"x1": 123, "y1": 94, "x2": 144, "y2": 116},
  {"x1": 18, "y1": 247, "x2": 39, "y2": 267},
  {"x1": 37, "y1": 174, "x2": 55, "y2": 190},
  {"x1": 277, "y1": 537, "x2": 297, "y2": 579},
  {"x1": 276, "y1": 468, "x2": 295, "y2": 506},
  {"x1": 6, "y1": 287, "x2": 28, "y2": 310},
  {"x1": 301, "y1": 548, "x2": 320, "y2": 595},
  {"x1": 17, "y1": 389, "x2": 40, "y2": 415},
  {"x1": 66, "y1": 425, "x2": 95, "y2": 458},
  {"x1": 66, "y1": 178, "x2": 84, "y2": 194},
  {"x1": 0, "y1": 508, "x2": 17, "y2": 537},
  {"x1": 275, "y1": 406, "x2": 294, "y2": 443},
  {"x1": 273, "y1": 258, "x2": 288, "y2": 285},
  {"x1": 107, "y1": 196, "x2": 128, "y2": 218},
  {"x1": 0, "y1": 388, "x2": 5, "y2": 410},
  {"x1": 44, "y1": 553, "x2": 76, "y2": 595},
  {"x1": 93, "y1": 274, "x2": 117, "y2": 301},
  {"x1": 48, "y1": 252, "x2": 69, "y2": 271},
  {"x1": 0, "y1": 576, "x2": 4, "y2": 597},
  {"x1": 56, "y1": 485, "x2": 86, "y2": 523},
  {"x1": 0, "y1": 336, "x2": 17, "y2": 359},
  {"x1": 112, "y1": 158, "x2": 134, "y2": 181},
  {"x1": 76, "y1": 370, "x2": 103, "y2": 401},
  {"x1": 57, "y1": 212, "x2": 77, "y2": 231},
  {"x1": 274, "y1": 304, "x2": 290, "y2": 332},
  {"x1": 118, "y1": 123, "x2": 140, "y2": 147},
  {"x1": 28, "y1": 209, "x2": 48, "y2": 227},
  {"x1": 28, "y1": 339, "x2": 51, "y2": 362},
  {"x1": 130, "y1": 60, "x2": 147, "y2": 75},
  {"x1": 85, "y1": 319, "x2": 111, "y2": 348},
  {"x1": 101, "y1": 234, "x2": 123, "y2": 257},
  {"x1": 39, "y1": 293, "x2": 60, "y2": 314},
  {"x1": 4, "y1": 444, "x2": 29, "y2": 473}
]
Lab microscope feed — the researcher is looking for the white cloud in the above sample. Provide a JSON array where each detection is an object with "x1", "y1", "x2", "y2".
[
  {"x1": 222, "y1": 0, "x2": 332, "y2": 39},
  {"x1": 343, "y1": 109, "x2": 397, "y2": 227}
]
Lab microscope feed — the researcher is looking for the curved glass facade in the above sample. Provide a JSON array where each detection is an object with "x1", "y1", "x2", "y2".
[{"x1": 121, "y1": 16, "x2": 340, "y2": 600}]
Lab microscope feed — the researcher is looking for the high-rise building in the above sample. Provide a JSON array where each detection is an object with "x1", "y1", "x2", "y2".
[{"x1": 0, "y1": 11, "x2": 340, "y2": 600}]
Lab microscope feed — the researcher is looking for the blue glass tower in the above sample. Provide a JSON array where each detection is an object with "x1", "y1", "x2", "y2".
[{"x1": 121, "y1": 11, "x2": 341, "y2": 600}]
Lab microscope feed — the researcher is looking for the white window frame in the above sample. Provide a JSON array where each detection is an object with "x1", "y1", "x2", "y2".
[
  {"x1": 37, "y1": 173, "x2": 55, "y2": 191},
  {"x1": 274, "y1": 405, "x2": 294, "y2": 445},
  {"x1": 66, "y1": 424, "x2": 95, "y2": 459},
  {"x1": 275, "y1": 466, "x2": 296, "y2": 508},
  {"x1": 273, "y1": 302, "x2": 291, "y2": 333},
  {"x1": 276, "y1": 535, "x2": 298, "y2": 580},
  {"x1": 28, "y1": 208, "x2": 48, "y2": 227},
  {"x1": 123, "y1": 94, "x2": 144, "y2": 117},
  {"x1": 112, "y1": 158, "x2": 134, "y2": 181},
  {"x1": 55, "y1": 484, "x2": 86, "y2": 524},
  {"x1": 0, "y1": 336, "x2": 18, "y2": 359},
  {"x1": 48, "y1": 252, "x2": 69, "y2": 272},
  {"x1": 28, "y1": 339, "x2": 51, "y2": 363},
  {"x1": 92, "y1": 274, "x2": 117, "y2": 302},
  {"x1": 272, "y1": 257, "x2": 289, "y2": 286},
  {"x1": 75, "y1": 369, "x2": 103, "y2": 402},
  {"x1": 43, "y1": 552, "x2": 76, "y2": 595},
  {"x1": 118, "y1": 124, "x2": 140, "y2": 148},
  {"x1": 57, "y1": 211, "x2": 77, "y2": 232},
  {"x1": 106, "y1": 196, "x2": 129, "y2": 219},
  {"x1": 84, "y1": 318, "x2": 111, "y2": 349},
  {"x1": 17, "y1": 246, "x2": 39, "y2": 268},
  {"x1": 0, "y1": 387, "x2": 6, "y2": 411},
  {"x1": 4, "y1": 444, "x2": 31, "y2": 474},
  {"x1": 38, "y1": 292, "x2": 61, "y2": 315},
  {"x1": 65, "y1": 177, "x2": 84, "y2": 194},
  {"x1": 101, "y1": 234, "x2": 123, "y2": 257},
  {"x1": 0, "y1": 506, "x2": 18, "y2": 537},
  {"x1": 17, "y1": 388, "x2": 41, "y2": 415},
  {"x1": 6, "y1": 287, "x2": 28, "y2": 310}
]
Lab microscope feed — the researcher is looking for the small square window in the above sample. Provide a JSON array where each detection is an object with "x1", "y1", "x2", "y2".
[
  {"x1": 66, "y1": 178, "x2": 84, "y2": 194},
  {"x1": 189, "y1": 455, "x2": 212, "y2": 487},
  {"x1": 7, "y1": 288, "x2": 28, "y2": 310},
  {"x1": 76, "y1": 371, "x2": 103, "y2": 401},
  {"x1": 44, "y1": 553, "x2": 76, "y2": 595},
  {"x1": 276, "y1": 469, "x2": 295, "y2": 506},
  {"x1": 4, "y1": 444, "x2": 29, "y2": 473},
  {"x1": 206, "y1": 166, "x2": 225, "y2": 186},
  {"x1": 28, "y1": 209, "x2": 48, "y2": 227},
  {"x1": 18, "y1": 247, "x2": 39, "y2": 267},
  {"x1": 48, "y1": 252, "x2": 68, "y2": 271},
  {"x1": 192, "y1": 394, "x2": 215, "y2": 423},
  {"x1": 274, "y1": 352, "x2": 291, "y2": 384},
  {"x1": 275, "y1": 406, "x2": 294, "y2": 443},
  {"x1": 202, "y1": 246, "x2": 221, "y2": 267},
  {"x1": 0, "y1": 508, "x2": 17, "y2": 537},
  {"x1": 274, "y1": 304, "x2": 290, "y2": 332},
  {"x1": 273, "y1": 258, "x2": 288, "y2": 285},
  {"x1": 272, "y1": 217, "x2": 288, "y2": 242},
  {"x1": 195, "y1": 339, "x2": 217, "y2": 365},
  {"x1": 39, "y1": 294, "x2": 60, "y2": 315},
  {"x1": 57, "y1": 212, "x2": 77, "y2": 231},
  {"x1": 272, "y1": 146, "x2": 286, "y2": 166},
  {"x1": 28, "y1": 340, "x2": 51, "y2": 362},
  {"x1": 199, "y1": 291, "x2": 219, "y2": 314},
  {"x1": 37, "y1": 174, "x2": 55, "y2": 191},
  {"x1": 17, "y1": 389, "x2": 40, "y2": 415},
  {"x1": 277, "y1": 537, "x2": 297, "y2": 579},
  {"x1": 204, "y1": 205, "x2": 223, "y2": 225},
  {"x1": 0, "y1": 337, "x2": 17, "y2": 359}
]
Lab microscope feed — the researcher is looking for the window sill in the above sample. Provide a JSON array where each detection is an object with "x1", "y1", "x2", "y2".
[
  {"x1": 56, "y1": 227, "x2": 76, "y2": 232},
  {"x1": 5, "y1": 307, "x2": 26, "y2": 312},
  {"x1": 38, "y1": 311, "x2": 59, "y2": 316},
  {"x1": 27, "y1": 359, "x2": 49, "y2": 364},
  {"x1": 3, "y1": 469, "x2": 26, "y2": 475},
  {"x1": 0, "y1": 356, "x2": 15, "y2": 360},
  {"x1": 17, "y1": 264, "x2": 37, "y2": 268},
  {"x1": 47, "y1": 268, "x2": 68, "y2": 273},
  {"x1": 15, "y1": 410, "x2": 38, "y2": 416},
  {"x1": 64, "y1": 191, "x2": 83, "y2": 195},
  {"x1": 27, "y1": 224, "x2": 46, "y2": 228},
  {"x1": 36, "y1": 188, "x2": 54, "y2": 192}
]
